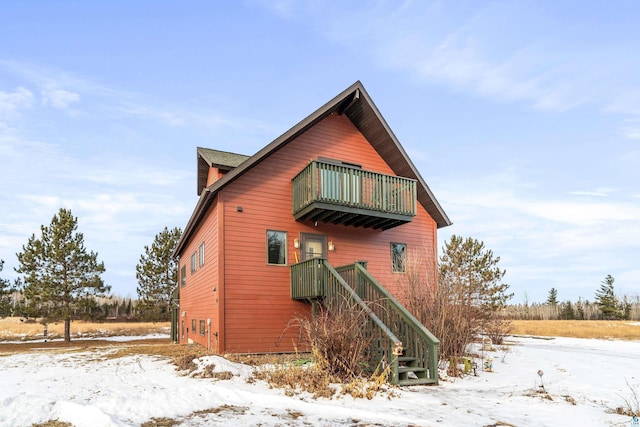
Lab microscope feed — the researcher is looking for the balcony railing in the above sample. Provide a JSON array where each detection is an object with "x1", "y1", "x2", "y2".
[{"x1": 292, "y1": 161, "x2": 417, "y2": 230}]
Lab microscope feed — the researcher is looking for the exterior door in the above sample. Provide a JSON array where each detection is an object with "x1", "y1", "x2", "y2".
[{"x1": 301, "y1": 233, "x2": 327, "y2": 261}]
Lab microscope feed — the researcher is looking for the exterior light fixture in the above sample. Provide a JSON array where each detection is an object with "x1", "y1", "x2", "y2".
[
  {"x1": 328, "y1": 241, "x2": 335, "y2": 251},
  {"x1": 294, "y1": 238, "x2": 300, "y2": 248}
]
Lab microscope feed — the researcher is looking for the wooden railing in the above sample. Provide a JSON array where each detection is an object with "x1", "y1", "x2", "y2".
[
  {"x1": 336, "y1": 263, "x2": 440, "y2": 384},
  {"x1": 292, "y1": 161, "x2": 417, "y2": 216},
  {"x1": 291, "y1": 258, "x2": 402, "y2": 380}
]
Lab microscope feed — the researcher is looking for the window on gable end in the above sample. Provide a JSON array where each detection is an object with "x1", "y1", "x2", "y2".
[{"x1": 181, "y1": 265, "x2": 186, "y2": 287}]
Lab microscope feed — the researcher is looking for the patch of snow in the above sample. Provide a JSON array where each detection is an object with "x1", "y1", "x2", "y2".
[{"x1": 1, "y1": 336, "x2": 639, "y2": 426}]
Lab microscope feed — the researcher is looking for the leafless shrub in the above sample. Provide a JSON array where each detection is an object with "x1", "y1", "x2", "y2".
[
  {"x1": 173, "y1": 353, "x2": 198, "y2": 373},
  {"x1": 31, "y1": 421, "x2": 73, "y2": 427},
  {"x1": 257, "y1": 300, "x2": 391, "y2": 399},
  {"x1": 293, "y1": 300, "x2": 374, "y2": 380},
  {"x1": 401, "y1": 242, "x2": 511, "y2": 376},
  {"x1": 254, "y1": 362, "x2": 333, "y2": 398},
  {"x1": 402, "y1": 246, "x2": 472, "y2": 374},
  {"x1": 484, "y1": 316, "x2": 513, "y2": 345},
  {"x1": 140, "y1": 417, "x2": 180, "y2": 427},
  {"x1": 617, "y1": 378, "x2": 640, "y2": 417}
]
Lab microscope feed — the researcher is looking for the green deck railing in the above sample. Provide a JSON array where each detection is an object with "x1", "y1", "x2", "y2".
[
  {"x1": 336, "y1": 263, "x2": 439, "y2": 385},
  {"x1": 292, "y1": 161, "x2": 417, "y2": 217},
  {"x1": 291, "y1": 258, "x2": 402, "y2": 381}
]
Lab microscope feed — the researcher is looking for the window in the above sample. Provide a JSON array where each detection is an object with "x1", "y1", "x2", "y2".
[
  {"x1": 199, "y1": 320, "x2": 206, "y2": 336},
  {"x1": 267, "y1": 230, "x2": 287, "y2": 265},
  {"x1": 199, "y1": 242, "x2": 205, "y2": 267},
  {"x1": 300, "y1": 233, "x2": 327, "y2": 261},
  {"x1": 191, "y1": 252, "x2": 197, "y2": 273},
  {"x1": 191, "y1": 319, "x2": 196, "y2": 333},
  {"x1": 180, "y1": 265, "x2": 186, "y2": 287},
  {"x1": 391, "y1": 242, "x2": 407, "y2": 273}
]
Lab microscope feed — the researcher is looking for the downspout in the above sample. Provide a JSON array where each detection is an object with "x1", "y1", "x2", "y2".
[{"x1": 207, "y1": 318, "x2": 211, "y2": 350}]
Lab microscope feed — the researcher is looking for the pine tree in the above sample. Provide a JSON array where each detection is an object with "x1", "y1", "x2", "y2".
[
  {"x1": 560, "y1": 301, "x2": 575, "y2": 320},
  {"x1": 136, "y1": 226, "x2": 182, "y2": 321},
  {"x1": 546, "y1": 288, "x2": 559, "y2": 305},
  {"x1": 595, "y1": 274, "x2": 619, "y2": 319},
  {"x1": 439, "y1": 235, "x2": 513, "y2": 323},
  {"x1": 0, "y1": 259, "x2": 15, "y2": 318},
  {"x1": 15, "y1": 208, "x2": 109, "y2": 341}
]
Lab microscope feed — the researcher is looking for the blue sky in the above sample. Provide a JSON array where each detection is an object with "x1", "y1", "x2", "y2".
[{"x1": 1, "y1": 1, "x2": 638, "y2": 303}]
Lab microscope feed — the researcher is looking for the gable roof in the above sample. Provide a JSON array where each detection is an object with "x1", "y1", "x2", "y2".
[
  {"x1": 197, "y1": 148, "x2": 250, "y2": 195},
  {"x1": 175, "y1": 81, "x2": 451, "y2": 257}
]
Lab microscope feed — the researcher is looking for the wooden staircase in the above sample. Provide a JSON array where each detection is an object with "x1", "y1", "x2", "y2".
[{"x1": 291, "y1": 259, "x2": 439, "y2": 386}]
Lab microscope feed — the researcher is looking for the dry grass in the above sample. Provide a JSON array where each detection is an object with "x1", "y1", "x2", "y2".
[
  {"x1": 140, "y1": 417, "x2": 180, "y2": 427},
  {"x1": 510, "y1": 320, "x2": 640, "y2": 340},
  {"x1": 0, "y1": 317, "x2": 170, "y2": 341},
  {"x1": 31, "y1": 421, "x2": 73, "y2": 427}
]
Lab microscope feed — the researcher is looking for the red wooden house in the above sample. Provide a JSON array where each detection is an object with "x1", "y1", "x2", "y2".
[{"x1": 173, "y1": 81, "x2": 451, "y2": 385}]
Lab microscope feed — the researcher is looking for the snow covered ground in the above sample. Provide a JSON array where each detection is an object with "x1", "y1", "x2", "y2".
[{"x1": 1, "y1": 336, "x2": 639, "y2": 427}]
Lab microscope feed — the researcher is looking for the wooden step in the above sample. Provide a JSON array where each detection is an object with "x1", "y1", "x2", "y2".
[
  {"x1": 398, "y1": 366, "x2": 427, "y2": 374},
  {"x1": 397, "y1": 377, "x2": 438, "y2": 387}
]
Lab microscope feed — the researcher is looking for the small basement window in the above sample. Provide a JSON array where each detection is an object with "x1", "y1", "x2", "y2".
[{"x1": 200, "y1": 320, "x2": 206, "y2": 336}]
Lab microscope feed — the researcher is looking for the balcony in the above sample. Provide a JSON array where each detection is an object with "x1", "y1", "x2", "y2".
[{"x1": 292, "y1": 160, "x2": 416, "y2": 230}]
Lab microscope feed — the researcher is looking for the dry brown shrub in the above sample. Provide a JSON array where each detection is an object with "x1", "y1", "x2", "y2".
[
  {"x1": 224, "y1": 352, "x2": 309, "y2": 366},
  {"x1": 140, "y1": 417, "x2": 180, "y2": 427},
  {"x1": 253, "y1": 355, "x2": 334, "y2": 399},
  {"x1": 617, "y1": 379, "x2": 640, "y2": 417},
  {"x1": 192, "y1": 404, "x2": 248, "y2": 416},
  {"x1": 173, "y1": 353, "x2": 198, "y2": 373},
  {"x1": 401, "y1": 246, "x2": 512, "y2": 375},
  {"x1": 211, "y1": 371, "x2": 234, "y2": 380},
  {"x1": 292, "y1": 302, "x2": 374, "y2": 380},
  {"x1": 196, "y1": 363, "x2": 234, "y2": 380},
  {"x1": 483, "y1": 317, "x2": 513, "y2": 345},
  {"x1": 254, "y1": 302, "x2": 393, "y2": 399},
  {"x1": 31, "y1": 421, "x2": 73, "y2": 427}
]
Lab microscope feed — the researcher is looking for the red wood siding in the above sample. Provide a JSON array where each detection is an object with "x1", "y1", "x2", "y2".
[
  {"x1": 178, "y1": 198, "x2": 221, "y2": 351},
  {"x1": 217, "y1": 114, "x2": 438, "y2": 353}
]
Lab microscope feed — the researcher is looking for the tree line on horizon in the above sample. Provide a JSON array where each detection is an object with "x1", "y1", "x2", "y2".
[
  {"x1": 503, "y1": 277, "x2": 640, "y2": 321},
  {"x1": 2, "y1": 207, "x2": 637, "y2": 347},
  {"x1": 0, "y1": 208, "x2": 181, "y2": 341}
]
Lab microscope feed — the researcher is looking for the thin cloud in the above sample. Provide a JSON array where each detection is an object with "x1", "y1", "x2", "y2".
[
  {"x1": 0, "y1": 87, "x2": 34, "y2": 119},
  {"x1": 41, "y1": 87, "x2": 80, "y2": 109},
  {"x1": 2, "y1": 60, "x2": 269, "y2": 132},
  {"x1": 567, "y1": 191, "x2": 610, "y2": 197},
  {"x1": 259, "y1": 2, "x2": 640, "y2": 117}
]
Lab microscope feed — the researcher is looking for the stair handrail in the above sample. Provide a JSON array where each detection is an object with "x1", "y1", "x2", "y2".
[
  {"x1": 341, "y1": 262, "x2": 439, "y2": 383},
  {"x1": 292, "y1": 258, "x2": 404, "y2": 381},
  {"x1": 321, "y1": 259, "x2": 404, "y2": 356},
  {"x1": 354, "y1": 263, "x2": 440, "y2": 345}
]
